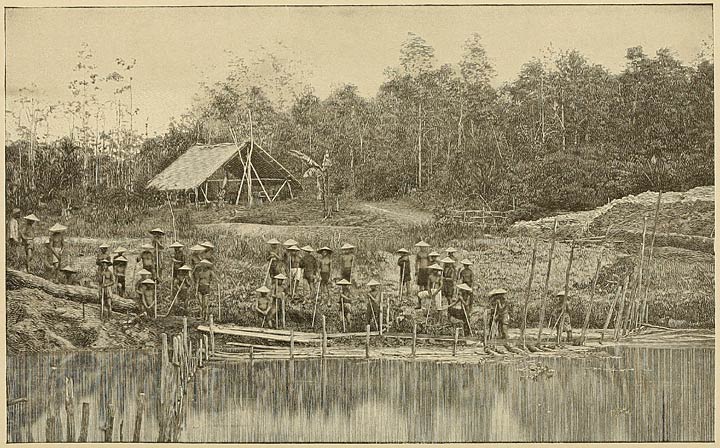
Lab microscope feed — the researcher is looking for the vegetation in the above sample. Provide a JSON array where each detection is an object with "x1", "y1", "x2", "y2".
[{"x1": 6, "y1": 35, "x2": 713, "y2": 219}]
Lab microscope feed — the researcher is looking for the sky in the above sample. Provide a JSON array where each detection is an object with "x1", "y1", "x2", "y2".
[{"x1": 5, "y1": 5, "x2": 713, "y2": 138}]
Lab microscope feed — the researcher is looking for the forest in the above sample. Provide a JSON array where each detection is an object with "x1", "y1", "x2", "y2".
[{"x1": 5, "y1": 33, "x2": 714, "y2": 220}]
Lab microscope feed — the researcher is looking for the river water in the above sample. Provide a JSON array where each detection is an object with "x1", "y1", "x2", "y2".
[{"x1": 6, "y1": 344, "x2": 714, "y2": 443}]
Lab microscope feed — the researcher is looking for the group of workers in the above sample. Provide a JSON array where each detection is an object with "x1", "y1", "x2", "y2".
[{"x1": 7, "y1": 209, "x2": 573, "y2": 340}]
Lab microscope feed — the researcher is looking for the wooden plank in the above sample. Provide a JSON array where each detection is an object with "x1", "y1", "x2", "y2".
[
  {"x1": 226, "y1": 341, "x2": 286, "y2": 351},
  {"x1": 202, "y1": 324, "x2": 321, "y2": 339},
  {"x1": 197, "y1": 325, "x2": 320, "y2": 344}
]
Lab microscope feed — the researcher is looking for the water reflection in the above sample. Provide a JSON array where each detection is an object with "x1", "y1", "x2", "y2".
[{"x1": 6, "y1": 346, "x2": 714, "y2": 443}]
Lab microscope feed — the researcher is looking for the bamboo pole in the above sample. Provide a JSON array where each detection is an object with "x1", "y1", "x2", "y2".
[
  {"x1": 209, "y1": 314, "x2": 215, "y2": 354},
  {"x1": 133, "y1": 392, "x2": 144, "y2": 442},
  {"x1": 411, "y1": 323, "x2": 417, "y2": 358},
  {"x1": 520, "y1": 240, "x2": 538, "y2": 346},
  {"x1": 203, "y1": 334, "x2": 209, "y2": 361},
  {"x1": 321, "y1": 315, "x2": 327, "y2": 358},
  {"x1": 78, "y1": 403, "x2": 89, "y2": 442},
  {"x1": 601, "y1": 281, "x2": 623, "y2": 342},
  {"x1": 614, "y1": 276, "x2": 630, "y2": 341},
  {"x1": 290, "y1": 330, "x2": 295, "y2": 360},
  {"x1": 365, "y1": 324, "x2": 371, "y2": 359},
  {"x1": 453, "y1": 327, "x2": 459, "y2": 356},
  {"x1": 580, "y1": 249, "x2": 605, "y2": 345},
  {"x1": 556, "y1": 242, "x2": 575, "y2": 345},
  {"x1": 537, "y1": 218, "x2": 558, "y2": 342}
]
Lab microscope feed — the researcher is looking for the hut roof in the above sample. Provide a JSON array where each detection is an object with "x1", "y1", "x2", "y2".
[{"x1": 146, "y1": 141, "x2": 302, "y2": 191}]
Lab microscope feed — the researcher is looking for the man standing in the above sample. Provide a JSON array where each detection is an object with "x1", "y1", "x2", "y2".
[
  {"x1": 149, "y1": 228, "x2": 165, "y2": 280},
  {"x1": 339, "y1": 243, "x2": 355, "y2": 283},
  {"x1": 20, "y1": 213, "x2": 40, "y2": 273},
  {"x1": 266, "y1": 238, "x2": 283, "y2": 282},
  {"x1": 424, "y1": 263, "x2": 443, "y2": 310},
  {"x1": 273, "y1": 273, "x2": 288, "y2": 328},
  {"x1": 428, "y1": 251, "x2": 440, "y2": 270},
  {"x1": 7, "y1": 208, "x2": 21, "y2": 266},
  {"x1": 200, "y1": 241, "x2": 216, "y2": 264},
  {"x1": 365, "y1": 279, "x2": 382, "y2": 329},
  {"x1": 318, "y1": 247, "x2": 333, "y2": 305},
  {"x1": 448, "y1": 283, "x2": 474, "y2": 336},
  {"x1": 282, "y1": 239, "x2": 298, "y2": 277},
  {"x1": 137, "y1": 243, "x2": 156, "y2": 281},
  {"x1": 286, "y1": 245, "x2": 302, "y2": 300},
  {"x1": 176, "y1": 264, "x2": 193, "y2": 315},
  {"x1": 488, "y1": 288, "x2": 509, "y2": 339},
  {"x1": 96, "y1": 244, "x2": 111, "y2": 284},
  {"x1": 336, "y1": 278, "x2": 354, "y2": 332},
  {"x1": 414, "y1": 240, "x2": 430, "y2": 292},
  {"x1": 188, "y1": 244, "x2": 205, "y2": 271},
  {"x1": 458, "y1": 259, "x2": 473, "y2": 288},
  {"x1": 113, "y1": 255, "x2": 128, "y2": 297},
  {"x1": 397, "y1": 248, "x2": 411, "y2": 297},
  {"x1": 441, "y1": 257, "x2": 457, "y2": 305},
  {"x1": 446, "y1": 247, "x2": 458, "y2": 263},
  {"x1": 554, "y1": 291, "x2": 573, "y2": 344},
  {"x1": 169, "y1": 242, "x2": 186, "y2": 281},
  {"x1": 195, "y1": 259, "x2": 215, "y2": 319},
  {"x1": 112, "y1": 246, "x2": 127, "y2": 265},
  {"x1": 254, "y1": 285, "x2": 275, "y2": 328},
  {"x1": 135, "y1": 269, "x2": 153, "y2": 299},
  {"x1": 44, "y1": 223, "x2": 67, "y2": 280},
  {"x1": 139, "y1": 278, "x2": 156, "y2": 317},
  {"x1": 99, "y1": 259, "x2": 115, "y2": 319},
  {"x1": 299, "y1": 245, "x2": 318, "y2": 301}
]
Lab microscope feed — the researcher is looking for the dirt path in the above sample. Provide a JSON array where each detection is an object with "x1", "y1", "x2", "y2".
[{"x1": 359, "y1": 200, "x2": 432, "y2": 225}]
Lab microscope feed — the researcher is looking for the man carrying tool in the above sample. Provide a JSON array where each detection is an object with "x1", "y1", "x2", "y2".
[
  {"x1": 286, "y1": 245, "x2": 303, "y2": 300},
  {"x1": 441, "y1": 257, "x2": 457, "y2": 305},
  {"x1": 139, "y1": 278, "x2": 156, "y2": 317},
  {"x1": 195, "y1": 259, "x2": 215, "y2": 320},
  {"x1": 299, "y1": 245, "x2": 318, "y2": 302},
  {"x1": 397, "y1": 248, "x2": 412, "y2": 298},
  {"x1": 149, "y1": 228, "x2": 165, "y2": 281},
  {"x1": 169, "y1": 241, "x2": 186, "y2": 281},
  {"x1": 336, "y1": 278, "x2": 354, "y2": 332},
  {"x1": 318, "y1": 247, "x2": 333, "y2": 305},
  {"x1": 272, "y1": 273, "x2": 289, "y2": 328},
  {"x1": 20, "y1": 213, "x2": 40, "y2": 273},
  {"x1": 414, "y1": 240, "x2": 430, "y2": 292},
  {"x1": 458, "y1": 259, "x2": 473, "y2": 287},
  {"x1": 266, "y1": 238, "x2": 283, "y2": 281},
  {"x1": 99, "y1": 259, "x2": 115, "y2": 318},
  {"x1": 448, "y1": 283, "x2": 474, "y2": 336},
  {"x1": 96, "y1": 243, "x2": 111, "y2": 283},
  {"x1": 365, "y1": 279, "x2": 382, "y2": 329},
  {"x1": 113, "y1": 255, "x2": 128, "y2": 297},
  {"x1": 339, "y1": 243, "x2": 356, "y2": 283},
  {"x1": 44, "y1": 223, "x2": 67, "y2": 280},
  {"x1": 176, "y1": 264, "x2": 193, "y2": 315},
  {"x1": 488, "y1": 288, "x2": 509, "y2": 340},
  {"x1": 254, "y1": 285, "x2": 276, "y2": 328},
  {"x1": 282, "y1": 239, "x2": 298, "y2": 276},
  {"x1": 554, "y1": 291, "x2": 573, "y2": 343},
  {"x1": 421, "y1": 263, "x2": 444, "y2": 309},
  {"x1": 188, "y1": 244, "x2": 205, "y2": 272}
]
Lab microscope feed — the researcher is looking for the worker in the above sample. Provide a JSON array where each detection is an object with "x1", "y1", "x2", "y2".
[
  {"x1": 99, "y1": 259, "x2": 115, "y2": 318},
  {"x1": 458, "y1": 259, "x2": 473, "y2": 287},
  {"x1": 139, "y1": 278, "x2": 156, "y2": 317},
  {"x1": 169, "y1": 242, "x2": 186, "y2": 279},
  {"x1": 441, "y1": 257, "x2": 457, "y2": 304},
  {"x1": 59, "y1": 265, "x2": 78, "y2": 285},
  {"x1": 273, "y1": 273, "x2": 288, "y2": 328},
  {"x1": 282, "y1": 239, "x2": 299, "y2": 276},
  {"x1": 137, "y1": 243, "x2": 156, "y2": 281},
  {"x1": 188, "y1": 244, "x2": 205, "y2": 273},
  {"x1": 423, "y1": 263, "x2": 443, "y2": 309},
  {"x1": 149, "y1": 228, "x2": 165, "y2": 280},
  {"x1": 113, "y1": 255, "x2": 128, "y2": 297},
  {"x1": 446, "y1": 247, "x2": 458, "y2": 263},
  {"x1": 397, "y1": 248, "x2": 411, "y2": 297},
  {"x1": 428, "y1": 251, "x2": 440, "y2": 270},
  {"x1": 488, "y1": 288, "x2": 509, "y2": 339},
  {"x1": 299, "y1": 245, "x2": 318, "y2": 301},
  {"x1": 336, "y1": 278, "x2": 354, "y2": 331},
  {"x1": 195, "y1": 259, "x2": 215, "y2": 320},
  {"x1": 254, "y1": 285, "x2": 275, "y2": 328},
  {"x1": 175, "y1": 264, "x2": 193, "y2": 314},
  {"x1": 200, "y1": 240, "x2": 215, "y2": 264},
  {"x1": 7, "y1": 208, "x2": 21, "y2": 266},
  {"x1": 112, "y1": 246, "x2": 127, "y2": 264},
  {"x1": 554, "y1": 291, "x2": 573, "y2": 343},
  {"x1": 414, "y1": 240, "x2": 430, "y2": 292},
  {"x1": 96, "y1": 243, "x2": 111, "y2": 283},
  {"x1": 44, "y1": 223, "x2": 67, "y2": 280},
  {"x1": 365, "y1": 279, "x2": 382, "y2": 329},
  {"x1": 286, "y1": 245, "x2": 302, "y2": 300},
  {"x1": 339, "y1": 243, "x2": 356, "y2": 282},
  {"x1": 266, "y1": 238, "x2": 283, "y2": 280},
  {"x1": 20, "y1": 213, "x2": 40, "y2": 273},
  {"x1": 318, "y1": 247, "x2": 333, "y2": 304},
  {"x1": 448, "y1": 283, "x2": 474, "y2": 336},
  {"x1": 134, "y1": 269, "x2": 153, "y2": 299}
]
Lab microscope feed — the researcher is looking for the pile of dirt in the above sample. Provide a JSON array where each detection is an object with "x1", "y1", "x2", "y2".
[{"x1": 511, "y1": 186, "x2": 714, "y2": 244}]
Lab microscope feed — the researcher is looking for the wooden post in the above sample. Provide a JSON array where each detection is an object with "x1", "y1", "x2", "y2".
[
  {"x1": 78, "y1": 402, "x2": 89, "y2": 442},
  {"x1": 630, "y1": 217, "x2": 649, "y2": 329},
  {"x1": 198, "y1": 339, "x2": 204, "y2": 368},
  {"x1": 365, "y1": 324, "x2": 371, "y2": 359},
  {"x1": 133, "y1": 392, "x2": 145, "y2": 442},
  {"x1": 641, "y1": 191, "x2": 662, "y2": 323},
  {"x1": 321, "y1": 315, "x2": 327, "y2": 358},
  {"x1": 104, "y1": 401, "x2": 115, "y2": 442},
  {"x1": 249, "y1": 346, "x2": 254, "y2": 361},
  {"x1": 453, "y1": 327, "x2": 459, "y2": 356},
  {"x1": 580, "y1": 249, "x2": 605, "y2": 345},
  {"x1": 203, "y1": 334, "x2": 209, "y2": 361},
  {"x1": 158, "y1": 333, "x2": 168, "y2": 440},
  {"x1": 290, "y1": 330, "x2": 295, "y2": 360},
  {"x1": 557, "y1": 242, "x2": 575, "y2": 345},
  {"x1": 209, "y1": 314, "x2": 215, "y2": 354},
  {"x1": 520, "y1": 240, "x2": 538, "y2": 346},
  {"x1": 614, "y1": 276, "x2": 630, "y2": 341},
  {"x1": 182, "y1": 317, "x2": 189, "y2": 354},
  {"x1": 64, "y1": 377, "x2": 75, "y2": 442},
  {"x1": 600, "y1": 282, "x2": 622, "y2": 343},
  {"x1": 411, "y1": 323, "x2": 417, "y2": 358},
  {"x1": 537, "y1": 218, "x2": 558, "y2": 342}
]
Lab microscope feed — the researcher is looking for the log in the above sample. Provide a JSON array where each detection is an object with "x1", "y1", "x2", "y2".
[
  {"x1": 7, "y1": 269, "x2": 137, "y2": 312},
  {"x1": 197, "y1": 325, "x2": 320, "y2": 344}
]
